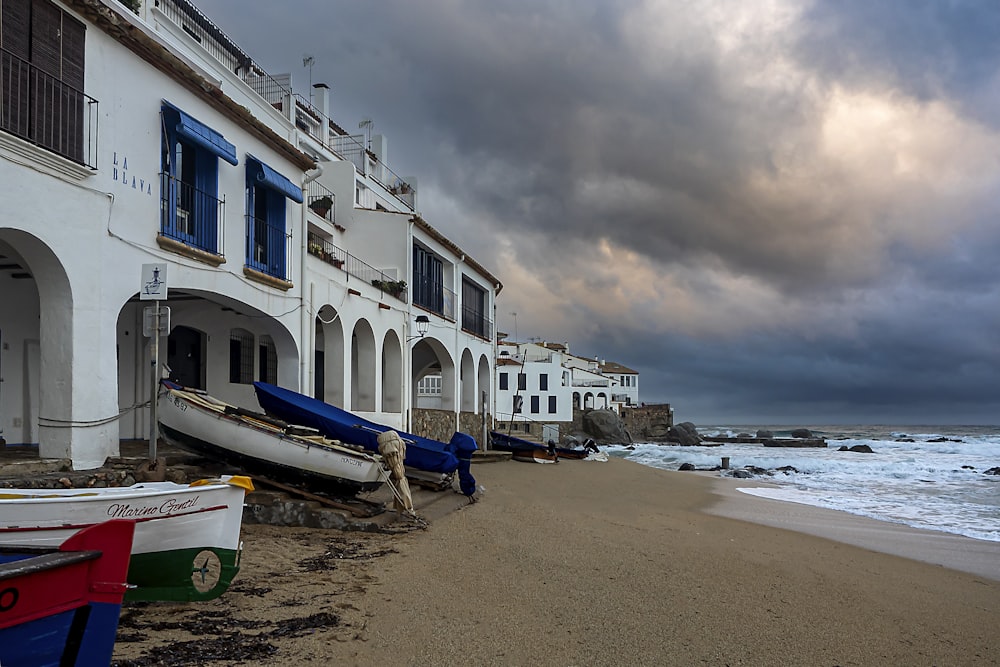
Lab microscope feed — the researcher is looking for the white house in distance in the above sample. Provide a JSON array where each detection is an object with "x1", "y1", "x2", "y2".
[
  {"x1": 493, "y1": 338, "x2": 640, "y2": 441},
  {"x1": 0, "y1": 0, "x2": 500, "y2": 468}
]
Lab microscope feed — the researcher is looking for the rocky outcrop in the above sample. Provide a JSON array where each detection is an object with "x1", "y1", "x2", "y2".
[
  {"x1": 838, "y1": 444, "x2": 874, "y2": 453},
  {"x1": 666, "y1": 422, "x2": 702, "y2": 446},
  {"x1": 756, "y1": 429, "x2": 773, "y2": 439},
  {"x1": 579, "y1": 409, "x2": 632, "y2": 445},
  {"x1": 790, "y1": 428, "x2": 814, "y2": 439}
]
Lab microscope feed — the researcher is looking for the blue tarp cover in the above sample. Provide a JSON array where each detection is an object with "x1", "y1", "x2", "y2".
[{"x1": 254, "y1": 382, "x2": 477, "y2": 482}]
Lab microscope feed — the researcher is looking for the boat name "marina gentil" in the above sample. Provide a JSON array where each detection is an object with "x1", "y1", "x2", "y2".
[{"x1": 106, "y1": 496, "x2": 201, "y2": 518}]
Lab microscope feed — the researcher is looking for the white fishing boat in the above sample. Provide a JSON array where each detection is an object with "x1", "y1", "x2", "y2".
[
  {"x1": 0, "y1": 476, "x2": 251, "y2": 602},
  {"x1": 158, "y1": 381, "x2": 386, "y2": 493}
]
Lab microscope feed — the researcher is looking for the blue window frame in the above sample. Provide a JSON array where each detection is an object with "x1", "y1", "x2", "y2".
[
  {"x1": 160, "y1": 102, "x2": 237, "y2": 254},
  {"x1": 245, "y1": 155, "x2": 302, "y2": 280}
]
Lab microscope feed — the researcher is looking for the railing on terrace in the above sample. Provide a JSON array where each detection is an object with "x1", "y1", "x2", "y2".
[
  {"x1": 159, "y1": 0, "x2": 416, "y2": 209},
  {"x1": 159, "y1": 172, "x2": 225, "y2": 255},
  {"x1": 461, "y1": 304, "x2": 493, "y2": 340},
  {"x1": 1, "y1": 48, "x2": 99, "y2": 168},
  {"x1": 307, "y1": 232, "x2": 407, "y2": 303},
  {"x1": 246, "y1": 214, "x2": 293, "y2": 282},
  {"x1": 574, "y1": 380, "x2": 610, "y2": 387},
  {"x1": 306, "y1": 182, "x2": 335, "y2": 224}
]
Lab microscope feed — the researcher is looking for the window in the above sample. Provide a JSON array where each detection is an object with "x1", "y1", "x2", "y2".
[
  {"x1": 160, "y1": 102, "x2": 237, "y2": 253},
  {"x1": 499, "y1": 372, "x2": 508, "y2": 390},
  {"x1": 513, "y1": 395, "x2": 523, "y2": 414},
  {"x1": 539, "y1": 374, "x2": 548, "y2": 391},
  {"x1": 413, "y1": 245, "x2": 444, "y2": 313},
  {"x1": 258, "y1": 335, "x2": 277, "y2": 384},
  {"x1": 530, "y1": 396, "x2": 539, "y2": 414},
  {"x1": 517, "y1": 373, "x2": 526, "y2": 391},
  {"x1": 418, "y1": 375, "x2": 442, "y2": 396},
  {"x1": 1, "y1": 0, "x2": 88, "y2": 163},
  {"x1": 548, "y1": 396, "x2": 557, "y2": 413},
  {"x1": 461, "y1": 277, "x2": 488, "y2": 338},
  {"x1": 246, "y1": 155, "x2": 302, "y2": 280},
  {"x1": 229, "y1": 328, "x2": 253, "y2": 384}
]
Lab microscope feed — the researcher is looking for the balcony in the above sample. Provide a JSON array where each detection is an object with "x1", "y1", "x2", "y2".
[
  {"x1": 461, "y1": 304, "x2": 493, "y2": 341},
  {"x1": 246, "y1": 214, "x2": 292, "y2": 282},
  {"x1": 307, "y1": 232, "x2": 407, "y2": 303},
  {"x1": 1, "y1": 47, "x2": 98, "y2": 169},
  {"x1": 412, "y1": 271, "x2": 455, "y2": 320},
  {"x1": 159, "y1": 172, "x2": 225, "y2": 256}
]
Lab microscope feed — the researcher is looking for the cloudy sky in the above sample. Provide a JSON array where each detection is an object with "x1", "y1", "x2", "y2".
[{"x1": 195, "y1": 0, "x2": 1000, "y2": 425}]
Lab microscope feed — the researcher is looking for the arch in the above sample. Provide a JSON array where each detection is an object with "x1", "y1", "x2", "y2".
[
  {"x1": 597, "y1": 391, "x2": 608, "y2": 409},
  {"x1": 351, "y1": 319, "x2": 377, "y2": 412},
  {"x1": 382, "y1": 330, "x2": 402, "y2": 413},
  {"x1": 411, "y1": 336, "x2": 455, "y2": 411},
  {"x1": 459, "y1": 349, "x2": 476, "y2": 412},
  {"x1": 573, "y1": 391, "x2": 581, "y2": 409},
  {"x1": 584, "y1": 392, "x2": 595, "y2": 409},
  {"x1": 315, "y1": 305, "x2": 345, "y2": 406},
  {"x1": 477, "y1": 354, "x2": 491, "y2": 415}
]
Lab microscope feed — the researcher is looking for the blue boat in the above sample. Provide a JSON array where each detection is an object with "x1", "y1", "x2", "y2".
[
  {"x1": 0, "y1": 520, "x2": 135, "y2": 667},
  {"x1": 253, "y1": 382, "x2": 478, "y2": 496}
]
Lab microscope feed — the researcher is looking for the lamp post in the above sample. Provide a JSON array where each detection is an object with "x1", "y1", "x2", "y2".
[{"x1": 407, "y1": 314, "x2": 430, "y2": 342}]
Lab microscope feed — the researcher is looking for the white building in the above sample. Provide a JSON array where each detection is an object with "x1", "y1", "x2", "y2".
[
  {"x1": 0, "y1": 0, "x2": 500, "y2": 468},
  {"x1": 494, "y1": 341, "x2": 574, "y2": 437}
]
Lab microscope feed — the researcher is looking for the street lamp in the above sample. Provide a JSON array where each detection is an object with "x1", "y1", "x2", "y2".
[{"x1": 407, "y1": 314, "x2": 430, "y2": 342}]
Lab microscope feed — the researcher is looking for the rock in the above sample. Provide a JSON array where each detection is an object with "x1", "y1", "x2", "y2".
[
  {"x1": 732, "y1": 469, "x2": 753, "y2": 478},
  {"x1": 678, "y1": 462, "x2": 695, "y2": 471},
  {"x1": 790, "y1": 428, "x2": 814, "y2": 439},
  {"x1": 983, "y1": 467, "x2": 1000, "y2": 476},
  {"x1": 895, "y1": 438, "x2": 915, "y2": 442},
  {"x1": 776, "y1": 466, "x2": 799, "y2": 474},
  {"x1": 756, "y1": 429, "x2": 773, "y2": 439},
  {"x1": 737, "y1": 432, "x2": 752, "y2": 439},
  {"x1": 134, "y1": 457, "x2": 168, "y2": 482},
  {"x1": 666, "y1": 422, "x2": 702, "y2": 446},
  {"x1": 581, "y1": 409, "x2": 632, "y2": 445},
  {"x1": 838, "y1": 444, "x2": 874, "y2": 453}
]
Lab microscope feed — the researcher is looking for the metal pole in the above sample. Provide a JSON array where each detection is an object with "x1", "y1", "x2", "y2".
[{"x1": 149, "y1": 299, "x2": 160, "y2": 461}]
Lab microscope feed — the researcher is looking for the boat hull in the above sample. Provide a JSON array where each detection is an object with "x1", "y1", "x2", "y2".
[
  {"x1": 0, "y1": 520, "x2": 134, "y2": 667},
  {"x1": 0, "y1": 479, "x2": 248, "y2": 602},
  {"x1": 511, "y1": 449, "x2": 559, "y2": 464},
  {"x1": 490, "y1": 431, "x2": 593, "y2": 460},
  {"x1": 159, "y1": 383, "x2": 385, "y2": 492}
]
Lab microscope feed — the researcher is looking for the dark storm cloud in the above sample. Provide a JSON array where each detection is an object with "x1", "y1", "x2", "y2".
[{"x1": 194, "y1": 0, "x2": 1000, "y2": 422}]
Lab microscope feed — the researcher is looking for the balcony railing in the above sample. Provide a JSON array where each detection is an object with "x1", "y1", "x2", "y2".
[
  {"x1": 1, "y1": 47, "x2": 99, "y2": 168},
  {"x1": 246, "y1": 214, "x2": 292, "y2": 281},
  {"x1": 307, "y1": 232, "x2": 407, "y2": 303},
  {"x1": 159, "y1": 172, "x2": 225, "y2": 255},
  {"x1": 306, "y1": 183, "x2": 335, "y2": 224},
  {"x1": 461, "y1": 305, "x2": 493, "y2": 340},
  {"x1": 412, "y1": 272, "x2": 455, "y2": 320}
]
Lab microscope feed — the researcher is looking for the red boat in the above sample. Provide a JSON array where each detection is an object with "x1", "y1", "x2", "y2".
[{"x1": 0, "y1": 520, "x2": 135, "y2": 667}]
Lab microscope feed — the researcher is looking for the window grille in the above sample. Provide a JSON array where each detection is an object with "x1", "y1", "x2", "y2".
[{"x1": 229, "y1": 328, "x2": 253, "y2": 384}]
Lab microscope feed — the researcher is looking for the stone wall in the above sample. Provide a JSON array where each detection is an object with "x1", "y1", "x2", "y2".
[
  {"x1": 410, "y1": 409, "x2": 493, "y2": 447},
  {"x1": 620, "y1": 403, "x2": 674, "y2": 442}
]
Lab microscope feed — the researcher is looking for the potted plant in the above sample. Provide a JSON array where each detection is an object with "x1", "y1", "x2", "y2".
[
  {"x1": 371, "y1": 279, "x2": 406, "y2": 296},
  {"x1": 308, "y1": 242, "x2": 324, "y2": 258},
  {"x1": 309, "y1": 195, "x2": 333, "y2": 218}
]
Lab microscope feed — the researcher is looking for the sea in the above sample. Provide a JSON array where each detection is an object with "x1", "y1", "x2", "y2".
[{"x1": 604, "y1": 425, "x2": 1000, "y2": 543}]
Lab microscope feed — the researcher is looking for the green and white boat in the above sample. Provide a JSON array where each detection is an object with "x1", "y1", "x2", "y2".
[{"x1": 0, "y1": 475, "x2": 252, "y2": 601}]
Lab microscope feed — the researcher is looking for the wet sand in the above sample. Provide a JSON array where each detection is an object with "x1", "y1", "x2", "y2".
[{"x1": 111, "y1": 457, "x2": 1000, "y2": 666}]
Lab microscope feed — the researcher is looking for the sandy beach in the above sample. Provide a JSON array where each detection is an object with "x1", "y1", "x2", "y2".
[{"x1": 111, "y1": 457, "x2": 999, "y2": 666}]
